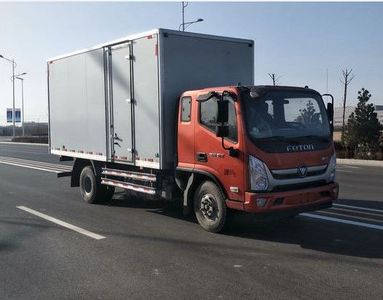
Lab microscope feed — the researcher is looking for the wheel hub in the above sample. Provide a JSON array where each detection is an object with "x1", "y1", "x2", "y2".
[
  {"x1": 84, "y1": 176, "x2": 92, "y2": 194},
  {"x1": 200, "y1": 194, "x2": 217, "y2": 220}
]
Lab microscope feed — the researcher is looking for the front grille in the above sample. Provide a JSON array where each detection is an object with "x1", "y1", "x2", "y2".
[
  {"x1": 271, "y1": 180, "x2": 327, "y2": 192},
  {"x1": 271, "y1": 165, "x2": 327, "y2": 180},
  {"x1": 272, "y1": 169, "x2": 326, "y2": 180}
]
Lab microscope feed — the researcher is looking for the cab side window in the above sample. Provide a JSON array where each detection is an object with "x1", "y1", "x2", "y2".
[
  {"x1": 181, "y1": 96, "x2": 192, "y2": 122},
  {"x1": 200, "y1": 96, "x2": 238, "y2": 142}
]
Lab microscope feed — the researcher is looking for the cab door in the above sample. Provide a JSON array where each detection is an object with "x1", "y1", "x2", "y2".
[
  {"x1": 194, "y1": 91, "x2": 245, "y2": 201},
  {"x1": 177, "y1": 95, "x2": 195, "y2": 169}
]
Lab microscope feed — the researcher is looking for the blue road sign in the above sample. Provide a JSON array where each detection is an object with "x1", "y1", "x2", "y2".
[{"x1": 6, "y1": 108, "x2": 21, "y2": 123}]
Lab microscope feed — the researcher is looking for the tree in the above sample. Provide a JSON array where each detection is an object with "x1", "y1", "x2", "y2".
[
  {"x1": 340, "y1": 69, "x2": 355, "y2": 138},
  {"x1": 268, "y1": 73, "x2": 281, "y2": 86},
  {"x1": 343, "y1": 88, "x2": 382, "y2": 158}
]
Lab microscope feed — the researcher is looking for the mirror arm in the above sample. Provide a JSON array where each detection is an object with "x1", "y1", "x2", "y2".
[
  {"x1": 322, "y1": 93, "x2": 334, "y2": 106},
  {"x1": 221, "y1": 136, "x2": 239, "y2": 157},
  {"x1": 221, "y1": 90, "x2": 237, "y2": 101},
  {"x1": 221, "y1": 136, "x2": 230, "y2": 150}
]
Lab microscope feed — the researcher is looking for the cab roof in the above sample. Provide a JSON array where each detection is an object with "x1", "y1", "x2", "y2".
[
  {"x1": 240, "y1": 85, "x2": 321, "y2": 96},
  {"x1": 186, "y1": 85, "x2": 321, "y2": 96}
]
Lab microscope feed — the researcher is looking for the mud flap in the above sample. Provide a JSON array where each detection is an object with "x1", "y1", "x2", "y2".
[{"x1": 183, "y1": 173, "x2": 194, "y2": 215}]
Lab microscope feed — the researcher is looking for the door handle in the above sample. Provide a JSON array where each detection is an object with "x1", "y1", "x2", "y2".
[{"x1": 196, "y1": 152, "x2": 208, "y2": 162}]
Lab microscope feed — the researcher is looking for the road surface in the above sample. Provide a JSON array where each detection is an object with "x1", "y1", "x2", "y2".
[{"x1": 0, "y1": 142, "x2": 382, "y2": 299}]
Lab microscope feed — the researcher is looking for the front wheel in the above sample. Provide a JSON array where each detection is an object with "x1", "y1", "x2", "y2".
[{"x1": 194, "y1": 181, "x2": 227, "y2": 233}]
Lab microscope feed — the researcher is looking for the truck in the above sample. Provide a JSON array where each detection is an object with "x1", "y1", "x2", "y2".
[{"x1": 47, "y1": 28, "x2": 338, "y2": 232}]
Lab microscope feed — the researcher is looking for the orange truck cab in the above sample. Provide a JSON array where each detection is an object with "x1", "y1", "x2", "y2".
[{"x1": 176, "y1": 85, "x2": 338, "y2": 232}]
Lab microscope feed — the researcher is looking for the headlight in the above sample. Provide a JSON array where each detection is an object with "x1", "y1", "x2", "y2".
[
  {"x1": 249, "y1": 155, "x2": 269, "y2": 191},
  {"x1": 328, "y1": 153, "x2": 336, "y2": 182}
]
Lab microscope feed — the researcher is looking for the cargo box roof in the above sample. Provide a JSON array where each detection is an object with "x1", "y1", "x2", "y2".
[{"x1": 47, "y1": 28, "x2": 254, "y2": 62}]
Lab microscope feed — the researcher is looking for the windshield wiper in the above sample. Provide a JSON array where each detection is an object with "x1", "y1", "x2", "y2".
[
  {"x1": 255, "y1": 135, "x2": 330, "y2": 144},
  {"x1": 256, "y1": 135, "x2": 286, "y2": 141},
  {"x1": 255, "y1": 136, "x2": 300, "y2": 143}
]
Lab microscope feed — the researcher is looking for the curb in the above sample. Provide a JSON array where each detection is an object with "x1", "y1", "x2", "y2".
[{"x1": 337, "y1": 158, "x2": 383, "y2": 167}]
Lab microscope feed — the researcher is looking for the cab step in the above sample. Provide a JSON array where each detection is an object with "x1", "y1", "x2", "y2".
[
  {"x1": 101, "y1": 167, "x2": 156, "y2": 182},
  {"x1": 101, "y1": 178, "x2": 156, "y2": 195}
]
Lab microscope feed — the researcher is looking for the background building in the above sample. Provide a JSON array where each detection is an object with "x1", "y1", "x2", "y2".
[{"x1": 334, "y1": 105, "x2": 383, "y2": 129}]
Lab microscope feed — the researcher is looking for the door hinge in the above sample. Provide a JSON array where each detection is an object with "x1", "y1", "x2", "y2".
[
  {"x1": 125, "y1": 98, "x2": 135, "y2": 104},
  {"x1": 124, "y1": 54, "x2": 134, "y2": 61}
]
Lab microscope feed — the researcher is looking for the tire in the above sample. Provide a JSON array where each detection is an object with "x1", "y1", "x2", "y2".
[
  {"x1": 79, "y1": 166, "x2": 114, "y2": 204},
  {"x1": 194, "y1": 181, "x2": 227, "y2": 233}
]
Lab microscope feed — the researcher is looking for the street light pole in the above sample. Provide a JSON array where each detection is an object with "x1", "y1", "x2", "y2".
[
  {"x1": 182, "y1": 2, "x2": 188, "y2": 32},
  {"x1": 12, "y1": 59, "x2": 16, "y2": 137},
  {"x1": 16, "y1": 77, "x2": 25, "y2": 136},
  {"x1": 14, "y1": 72, "x2": 27, "y2": 136},
  {"x1": 179, "y1": 2, "x2": 203, "y2": 32},
  {"x1": 183, "y1": 19, "x2": 204, "y2": 31},
  {"x1": 0, "y1": 54, "x2": 17, "y2": 138},
  {"x1": 21, "y1": 78, "x2": 24, "y2": 136}
]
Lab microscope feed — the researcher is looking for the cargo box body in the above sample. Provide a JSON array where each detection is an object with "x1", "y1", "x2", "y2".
[{"x1": 48, "y1": 28, "x2": 254, "y2": 170}]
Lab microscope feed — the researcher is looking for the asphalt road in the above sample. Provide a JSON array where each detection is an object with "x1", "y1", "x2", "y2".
[{"x1": 0, "y1": 142, "x2": 382, "y2": 299}]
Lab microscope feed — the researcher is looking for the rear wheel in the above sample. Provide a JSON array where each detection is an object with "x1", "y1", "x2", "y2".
[
  {"x1": 79, "y1": 166, "x2": 114, "y2": 204},
  {"x1": 194, "y1": 181, "x2": 227, "y2": 233}
]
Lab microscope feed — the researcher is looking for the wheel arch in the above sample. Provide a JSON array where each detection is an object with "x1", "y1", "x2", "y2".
[
  {"x1": 175, "y1": 167, "x2": 228, "y2": 214},
  {"x1": 71, "y1": 158, "x2": 99, "y2": 187}
]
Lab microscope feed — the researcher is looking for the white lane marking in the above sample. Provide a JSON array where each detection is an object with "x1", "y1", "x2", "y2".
[
  {"x1": 0, "y1": 141, "x2": 48, "y2": 146},
  {"x1": 334, "y1": 203, "x2": 383, "y2": 213},
  {"x1": 330, "y1": 207, "x2": 383, "y2": 218},
  {"x1": 0, "y1": 149, "x2": 49, "y2": 155},
  {"x1": 301, "y1": 213, "x2": 383, "y2": 231},
  {"x1": 337, "y1": 170, "x2": 353, "y2": 173},
  {"x1": 0, "y1": 159, "x2": 71, "y2": 171},
  {"x1": 0, "y1": 160, "x2": 70, "y2": 173},
  {"x1": 321, "y1": 210, "x2": 383, "y2": 224},
  {"x1": 0, "y1": 156, "x2": 69, "y2": 167},
  {"x1": 0, "y1": 161, "x2": 63, "y2": 173},
  {"x1": 0, "y1": 157, "x2": 71, "y2": 173},
  {"x1": 340, "y1": 165, "x2": 360, "y2": 169},
  {"x1": 0, "y1": 157, "x2": 72, "y2": 170},
  {"x1": 17, "y1": 206, "x2": 105, "y2": 240}
]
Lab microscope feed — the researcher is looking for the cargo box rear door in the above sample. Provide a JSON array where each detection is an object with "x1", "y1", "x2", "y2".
[{"x1": 109, "y1": 43, "x2": 134, "y2": 163}]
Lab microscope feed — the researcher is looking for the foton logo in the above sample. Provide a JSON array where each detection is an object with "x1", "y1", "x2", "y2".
[
  {"x1": 297, "y1": 166, "x2": 308, "y2": 177},
  {"x1": 286, "y1": 144, "x2": 314, "y2": 152}
]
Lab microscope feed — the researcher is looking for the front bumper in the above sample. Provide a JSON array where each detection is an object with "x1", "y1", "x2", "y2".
[{"x1": 227, "y1": 182, "x2": 339, "y2": 214}]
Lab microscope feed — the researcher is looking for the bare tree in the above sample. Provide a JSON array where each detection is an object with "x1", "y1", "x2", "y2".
[
  {"x1": 268, "y1": 73, "x2": 281, "y2": 86},
  {"x1": 340, "y1": 69, "x2": 355, "y2": 138}
]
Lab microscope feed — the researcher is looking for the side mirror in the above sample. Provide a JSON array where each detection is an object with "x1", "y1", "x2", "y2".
[
  {"x1": 322, "y1": 93, "x2": 334, "y2": 133},
  {"x1": 216, "y1": 99, "x2": 229, "y2": 123},
  {"x1": 326, "y1": 102, "x2": 334, "y2": 133},
  {"x1": 216, "y1": 124, "x2": 229, "y2": 138},
  {"x1": 326, "y1": 102, "x2": 333, "y2": 122}
]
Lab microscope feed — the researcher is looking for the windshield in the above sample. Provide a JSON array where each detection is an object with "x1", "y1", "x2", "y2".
[{"x1": 242, "y1": 89, "x2": 331, "y2": 141}]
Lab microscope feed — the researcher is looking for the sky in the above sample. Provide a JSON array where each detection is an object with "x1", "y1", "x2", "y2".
[{"x1": 0, "y1": 1, "x2": 383, "y2": 125}]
